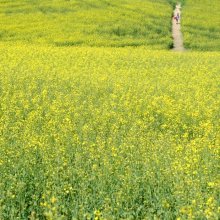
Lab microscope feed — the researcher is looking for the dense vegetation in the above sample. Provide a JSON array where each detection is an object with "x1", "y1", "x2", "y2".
[
  {"x1": 182, "y1": 0, "x2": 220, "y2": 51},
  {"x1": 1, "y1": 0, "x2": 219, "y2": 50},
  {"x1": 0, "y1": 0, "x2": 173, "y2": 48},
  {"x1": 0, "y1": 45, "x2": 219, "y2": 219},
  {"x1": 0, "y1": 0, "x2": 219, "y2": 219}
]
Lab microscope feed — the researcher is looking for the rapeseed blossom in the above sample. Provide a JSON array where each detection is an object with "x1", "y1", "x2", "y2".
[{"x1": 0, "y1": 45, "x2": 219, "y2": 219}]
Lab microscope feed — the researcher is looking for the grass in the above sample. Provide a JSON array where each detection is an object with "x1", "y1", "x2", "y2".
[{"x1": 0, "y1": 44, "x2": 219, "y2": 219}]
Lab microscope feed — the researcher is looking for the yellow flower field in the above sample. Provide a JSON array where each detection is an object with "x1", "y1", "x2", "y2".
[
  {"x1": 182, "y1": 0, "x2": 220, "y2": 51},
  {"x1": 0, "y1": 0, "x2": 173, "y2": 48},
  {"x1": 0, "y1": 45, "x2": 219, "y2": 219}
]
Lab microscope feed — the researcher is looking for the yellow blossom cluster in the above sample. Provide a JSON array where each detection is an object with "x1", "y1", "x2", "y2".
[{"x1": 0, "y1": 44, "x2": 219, "y2": 219}]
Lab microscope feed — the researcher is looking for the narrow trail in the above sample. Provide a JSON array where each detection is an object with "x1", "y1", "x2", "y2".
[{"x1": 172, "y1": 4, "x2": 185, "y2": 51}]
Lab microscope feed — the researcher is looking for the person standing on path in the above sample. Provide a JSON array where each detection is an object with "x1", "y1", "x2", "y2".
[
  {"x1": 176, "y1": 12, "x2": 180, "y2": 24},
  {"x1": 172, "y1": 3, "x2": 185, "y2": 51},
  {"x1": 174, "y1": 12, "x2": 180, "y2": 24}
]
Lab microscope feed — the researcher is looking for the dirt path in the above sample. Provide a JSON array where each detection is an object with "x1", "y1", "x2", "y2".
[{"x1": 172, "y1": 4, "x2": 185, "y2": 51}]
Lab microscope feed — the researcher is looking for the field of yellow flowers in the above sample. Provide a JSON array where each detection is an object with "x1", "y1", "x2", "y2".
[
  {"x1": 0, "y1": 44, "x2": 219, "y2": 219},
  {"x1": 182, "y1": 0, "x2": 220, "y2": 51},
  {"x1": 0, "y1": 0, "x2": 173, "y2": 48}
]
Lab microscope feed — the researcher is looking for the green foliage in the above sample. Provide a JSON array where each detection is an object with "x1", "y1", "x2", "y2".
[
  {"x1": 182, "y1": 0, "x2": 220, "y2": 51},
  {"x1": 0, "y1": 1, "x2": 220, "y2": 219},
  {"x1": 0, "y1": 44, "x2": 219, "y2": 219},
  {"x1": 0, "y1": 0, "x2": 173, "y2": 48}
]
